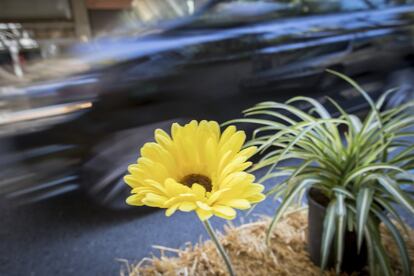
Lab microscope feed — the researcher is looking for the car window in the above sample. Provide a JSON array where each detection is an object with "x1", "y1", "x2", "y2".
[
  {"x1": 300, "y1": 0, "x2": 414, "y2": 14},
  {"x1": 129, "y1": 0, "x2": 209, "y2": 23},
  {"x1": 205, "y1": 0, "x2": 414, "y2": 17},
  {"x1": 121, "y1": 0, "x2": 414, "y2": 31},
  {"x1": 175, "y1": 0, "x2": 414, "y2": 28}
]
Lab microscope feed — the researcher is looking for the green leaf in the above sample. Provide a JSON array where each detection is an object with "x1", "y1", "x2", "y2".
[
  {"x1": 320, "y1": 200, "x2": 337, "y2": 273},
  {"x1": 262, "y1": 119, "x2": 346, "y2": 176},
  {"x1": 266, "y1": 179, "x2": 316, "y2": 245},
  {"x1": 375, "y1": 175, "x2": 414, "y2": 214},
  {"x1": 362, "y1": 218, "x2": 376, "y2": 275},
  {"x1": 245, "y1": 101, "x2": 316, "y2": 122},
  {"x1": 371, "y1": 207, "x2": 412, "y2": 276},
  {"x1": 367, "y1": 217, "x2": 393, "y2": 276},
  {"x1": 376, "y1": 88, "x2": 398, "y2": 107},
  {"x1": 331, "y1": 187, "x2": 354, "y2": 199},
  {"x1": 326, "y1": 69, "x2": 383, "y2": 128},
  {"x1": 344, "y1": 164, "x2": 406, "y2": 187},
  {"x1": 334, "y1": 193, "x2": 346, "y2": 274},
  {"x1": 374, "y1": 196, "x2": 409, "y2": 236},
  {"x1": 356, "y1": 187, "x2": 374, "y2": 252},
  {"x1": 223, "y1": 118, "x2": 285, "y2": 129},
  {"x1": 244, "y1": 110, "x2": 296, "y2": 125},
  {"x1": 286, "y1": 96, "x2": 331, "y2": 119}
]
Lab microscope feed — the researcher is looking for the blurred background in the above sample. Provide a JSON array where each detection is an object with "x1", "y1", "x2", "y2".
[{"x1": 1, "y1": 0, "x2": 414, "y2": 275}]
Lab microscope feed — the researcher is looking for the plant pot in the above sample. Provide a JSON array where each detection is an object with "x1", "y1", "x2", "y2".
[{"x1": 307, "y1": 188, "x2": 368, "y2": 273}]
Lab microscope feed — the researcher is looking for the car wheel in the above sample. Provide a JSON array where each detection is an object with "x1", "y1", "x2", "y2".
[{"x1": 81, "y1": 119, "x2": 186, "y2": 210}]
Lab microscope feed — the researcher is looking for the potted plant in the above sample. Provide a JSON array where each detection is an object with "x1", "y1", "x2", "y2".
[{"x1": 230, "y1": 70, "x2": 414, "y2": 275}]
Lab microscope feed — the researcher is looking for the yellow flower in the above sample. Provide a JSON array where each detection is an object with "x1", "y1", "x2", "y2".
[{"x1": 124, "y1": 120, "x2": 265, "y2": 221}]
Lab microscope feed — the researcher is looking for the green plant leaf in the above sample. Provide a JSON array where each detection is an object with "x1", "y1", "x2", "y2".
[
  {"x1": 356, "y1": 187, "x2": 374, "y2": 252},
  {"x1": 334, "y1": 193, "x2": 346, "y2": 274},
  {"x1": 375, "y1": 175, "x2": 414, "y2": 214},
  {"x1": 362, "y1": 217, "x2": 376, "y2": 275},
  {"x1": 368, "y1": 217, "x2": 393, "y2": 276},
  {"x1": 266, "y1": 179, "x2": 316, "y2": 245},
  {"x1": 374, "y1": 196, "x2": 409, "y2": 236},
  {"x1": 371, "y1": 207, "x2": 411, "y2": 276},
  {"x1": 320, "y1": 200, "x2": 337, "y2": 273},
  {"x1": 344, "y1": 164, "x2": 406, "y2": 187}
]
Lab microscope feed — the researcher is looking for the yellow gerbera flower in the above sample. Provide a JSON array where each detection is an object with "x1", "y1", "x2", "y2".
[{"x1": 124, "y1": 120, "x2": 265, "y2": 221}]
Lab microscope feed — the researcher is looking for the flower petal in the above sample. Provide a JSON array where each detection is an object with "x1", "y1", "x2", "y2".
[
  {"x1": 165, "y1": 203, "x2": 180, "y2": 217},
  {"x1": 224, "y1": 199, "x2": 251, "y2": 209},
  {"x1": 196, "y1": 209, "x2": 213, "y2": 221},
  {"x1": 247, "y1": 194, "x2": 266, "y2": 203},
  {"x1": 178, "y1": 202, "x2": 197, "y2": 212},
  {"x1": 213, "y1": 205, "x2": 236, "y2": 220},
  {"x1": 142, "y1": 193, "x2": 168, "y2": 207},
  {"x1": 126, "y1": 194, "x2": 144, "y2": 206},
  {"x1": 191, "y1": 184, "x2": 206, "y2": 199},
  {"x1": 207, "y1": 188, "x2": 230, "y2": 205},
  {"x1": 124, "y1": 175, "x2": 140, "y2": 188},
  {"x1": 196, "y1": 201, "x2": 212, "y2": 211}
]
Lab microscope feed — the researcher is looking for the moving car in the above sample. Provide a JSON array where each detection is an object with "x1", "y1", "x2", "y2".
[{"x1": 1, "y1": 0, "x2": 414, "y2": 208}]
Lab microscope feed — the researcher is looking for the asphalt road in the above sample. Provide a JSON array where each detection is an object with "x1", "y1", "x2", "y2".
[{"x1": 0, "y1": 180, "x2": 279, "y2": 276}]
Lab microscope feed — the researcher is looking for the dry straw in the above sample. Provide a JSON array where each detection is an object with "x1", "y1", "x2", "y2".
[{"x1": 121, "y1": 209, "x2": 414, "y2": 276}]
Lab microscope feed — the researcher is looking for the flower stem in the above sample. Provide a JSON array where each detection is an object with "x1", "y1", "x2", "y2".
[{"x1": 202, "y1": 220, "x2": 236, "y2": 276}]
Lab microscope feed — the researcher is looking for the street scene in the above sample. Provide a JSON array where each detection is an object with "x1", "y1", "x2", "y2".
[{"x1": 1, "y1": 1, "x2": 414, "y2": 275}]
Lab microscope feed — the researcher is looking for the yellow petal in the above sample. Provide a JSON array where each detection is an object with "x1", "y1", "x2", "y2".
[
  {"x1": 165, "y1": 178, "x2": 190, "y2": 196},
  {"x1": 142, "y1": 193, "x2": 168, "y2": 207},
  {"x1": 224, "y1": 199, "x2": 251, "y2": 209},
  {"x1": 171, "y1": 122, "x2": 182, "y2": 141},
  {"x1": 154, "y1": 129, "x2": 173, "y2": 149},
  {"x1": 191, "y1": 184, "x2": 206, "y2": 199},
  {"x1": 220, "y1": 131, "x2": 245, "y2": 157},
  {"x1": 127, "y1": 164, "x2": 141, "y2": 175},
  {"x1": 124, "y1": 175, "x2": 140, "y2": 188},
  {"x1": 196, "y1": 201, "x2": 212, "y2": 211},
  {"x1": 239, "y1": 146, "x2": 257, "y2": 159},
  {"x1": 177, "y1": 193, "x2": 197, "y2": 201},
  {"x1": 165, "y1": 203, "x2": 180, "y2": 216},
  {"x1": 234, "y1": 162, "x2": 253, "y2": 172},
  {"x1": 243, "y1": 183, "x2": 265, "y2": 196},
  {"x1": 196, "y1": 209, "x2": 213, "y2": 221},
  {"x1": 213, "y1": 205, "x2": 236, "y2": 220},
  {"x1": 207, "y1": 121, "x2": 220, "y2": 141},
  {"x1": 144, "y1": 179, "x2": 167, "y2": 194},
  {"x1": 247, "y1": 194, "x2": 266, "y2": 203},
  {"x1": 154, "y1": 128, "x2": 172, "y2": 143},
  {"x1": 219, "y1": 125, "x2": 236, "y2": 147},
  {"x1": 207, "y1": 188, "x2": 230, "y2": 205},
  {"x1": 179, "y1": 202, "x2": 197, "y2": 212},
  {"x1": 163, "y1": 196, "x2": 180, "y2": 207},
  {"x1": 221, "y1": 156, "x2": 247, "y2": 176},
  {"x1": 205, "y1": 137, "x2": 217, "y2": 169},
  {"x1": 126, "y1": 194, "x2": 144, "y2": 206}
]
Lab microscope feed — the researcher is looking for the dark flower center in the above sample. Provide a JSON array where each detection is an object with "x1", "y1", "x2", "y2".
[{"x1": 181, "y1": 174, "x2": 212, "y2": 192}]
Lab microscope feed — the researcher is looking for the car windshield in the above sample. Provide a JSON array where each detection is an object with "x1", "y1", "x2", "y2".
[
  {"x1": 124, "y1": 0, "x2": 412, "y2": 29},
  {"x1": 127, "y1": 0, "x2": 302, "y2": 27}
]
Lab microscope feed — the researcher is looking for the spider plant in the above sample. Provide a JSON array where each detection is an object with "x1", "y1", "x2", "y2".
[{"x1": 228, "y1": 70, "x2": 414, "y2": 275}]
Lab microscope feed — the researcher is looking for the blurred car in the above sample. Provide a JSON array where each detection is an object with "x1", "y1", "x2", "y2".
[{"x1": 1, "y1": 0, "x2": 414, "y2": 208}]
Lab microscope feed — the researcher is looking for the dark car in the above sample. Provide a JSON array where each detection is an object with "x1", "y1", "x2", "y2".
[{"x1": 1, "y1": 0, "x2": 414, "y2": 208}]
